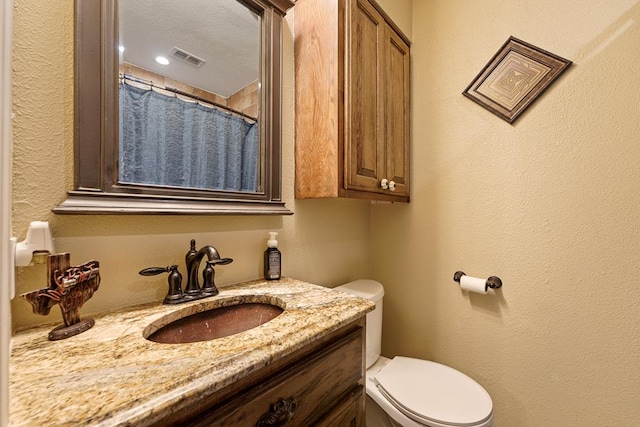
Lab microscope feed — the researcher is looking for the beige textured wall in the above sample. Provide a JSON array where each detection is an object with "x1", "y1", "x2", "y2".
[
  {"x1": 12, "y1": 0, "x2": 640, "y2": 425},
  {"x1": 372, "y1": 0, "x2": 640, "y2": 425},
  {"x1": 10, "y1": 1, "x2": 372, "y2": 329}
]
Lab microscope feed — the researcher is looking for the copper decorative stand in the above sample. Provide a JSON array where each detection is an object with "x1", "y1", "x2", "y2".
[{"x1": 21, "y1": 253, "x2": 100, "y2": 341}]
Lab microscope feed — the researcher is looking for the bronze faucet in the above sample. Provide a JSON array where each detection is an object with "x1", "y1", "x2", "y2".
[
  {"x1": 185, "y1": 239, "x2": 233, "y2": 297},
  {"x1": 139, "y1": 239, "x2": 233, "y2": 304}
]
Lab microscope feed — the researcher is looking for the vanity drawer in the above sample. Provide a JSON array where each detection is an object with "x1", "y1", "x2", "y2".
[
  {"x1": 312, "y1": 385, "x2": 364, "y2": 427},
  {"x1": 194, "y1": 326, "x2": 364, "y2": 426}
]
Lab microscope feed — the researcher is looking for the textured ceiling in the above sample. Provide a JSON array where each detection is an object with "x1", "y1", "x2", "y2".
[{"x1": 120, "y1": 0, "x2": 260, "y2": 98}]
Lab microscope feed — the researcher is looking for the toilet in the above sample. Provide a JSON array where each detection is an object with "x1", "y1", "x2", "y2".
[{"x1": 335, "y1": 280, "x2": 494, "y2": 427}]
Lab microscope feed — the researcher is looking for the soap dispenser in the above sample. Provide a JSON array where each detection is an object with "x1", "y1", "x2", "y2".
[{"x1": 264, "y1": 232, "x2": 281, "y2": 280}]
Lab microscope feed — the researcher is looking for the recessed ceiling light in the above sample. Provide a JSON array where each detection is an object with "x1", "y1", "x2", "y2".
[{"x1": 155, "y1": 56, "x2": 170, "y2": 65}]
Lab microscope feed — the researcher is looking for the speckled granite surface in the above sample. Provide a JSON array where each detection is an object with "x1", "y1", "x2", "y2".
[{"x1": 9, "y1": 278, "x2": 374, "y2": 426}]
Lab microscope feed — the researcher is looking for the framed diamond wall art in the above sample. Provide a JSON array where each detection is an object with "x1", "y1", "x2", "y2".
[{"x1": 463, "y1": 36, "x2": 572, "y2": 123}]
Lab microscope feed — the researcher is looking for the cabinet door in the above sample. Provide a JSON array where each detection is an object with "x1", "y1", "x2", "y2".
[
  {"x1": 345, "y1": 0, "x2": 386, "y2": 194},
  {"x1": 384, "y1": 25, "x2": 410, "y2": 197}
]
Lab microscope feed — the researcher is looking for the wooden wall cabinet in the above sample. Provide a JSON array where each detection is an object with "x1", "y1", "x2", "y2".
[
  {"x1": 165, "y1": 319, "x2": 366, "y2": 426},
  {"x1": 295, "y1": 0, "x2": 411, "y2": 202}
]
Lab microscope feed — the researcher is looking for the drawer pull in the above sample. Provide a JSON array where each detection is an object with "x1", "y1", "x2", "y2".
[{"x1": 257, "y1": 397, "x2": 298, "y2": 426}]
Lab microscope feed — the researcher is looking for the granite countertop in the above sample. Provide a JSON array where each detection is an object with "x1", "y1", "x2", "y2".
[{"x1": 9, "y1": 278, "x2": 374, "y2": 426}]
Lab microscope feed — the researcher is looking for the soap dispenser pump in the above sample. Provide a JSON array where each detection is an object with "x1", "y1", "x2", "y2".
[{"x1": 264, "y1": 232, "x2": 281, "y2": 280}]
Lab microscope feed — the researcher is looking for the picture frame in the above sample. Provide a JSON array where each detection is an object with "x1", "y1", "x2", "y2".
[{"x1": 463, "y1": 36, "x2": 572, "y2": 123}]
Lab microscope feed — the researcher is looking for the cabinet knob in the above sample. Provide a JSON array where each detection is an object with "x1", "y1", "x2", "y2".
[
  {"x1": 257, "y1": 397, "x2": 298, "y2": 426},
  {"x1": 380, "y1": 179, "x2": 396, "y2": 191}
]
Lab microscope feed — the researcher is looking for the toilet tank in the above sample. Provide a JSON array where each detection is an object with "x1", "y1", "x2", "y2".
[{"x1": 334, "y1": 279, "x2": 384, "y2": 369}]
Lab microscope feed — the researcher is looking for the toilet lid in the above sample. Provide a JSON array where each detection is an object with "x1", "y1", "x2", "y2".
[{"x1": 373, "y1": 357, "x2": 493, "y2": 426}]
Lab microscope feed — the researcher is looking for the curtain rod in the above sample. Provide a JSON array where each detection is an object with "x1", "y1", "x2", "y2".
[{"x1": 120, "y1": 74, "x2": 258, "y2": 122}]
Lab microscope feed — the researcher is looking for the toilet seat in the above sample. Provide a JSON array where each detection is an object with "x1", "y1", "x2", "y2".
[{"x1": 373, "y1": 356, "x2": 493, "y2": 427}]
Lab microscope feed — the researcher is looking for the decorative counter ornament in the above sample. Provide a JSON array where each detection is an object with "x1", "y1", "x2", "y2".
[{"x1": 21, "y1": 253, "x2": 100, "y2": 340}]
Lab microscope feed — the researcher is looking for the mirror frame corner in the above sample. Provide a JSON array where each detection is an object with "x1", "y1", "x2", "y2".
[{"x1": 54, "y1": 0, "x2": 295, "y2": 215}]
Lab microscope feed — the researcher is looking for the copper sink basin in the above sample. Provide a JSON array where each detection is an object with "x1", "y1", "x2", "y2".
[{"x1": 143, "y1": 296, "x2": 285, "y2": 344}]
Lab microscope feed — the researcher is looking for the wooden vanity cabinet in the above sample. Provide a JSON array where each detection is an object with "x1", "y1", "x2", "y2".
[
  {"x1": 295, "y1": 0, "x2": 411, "y2": 202},
  {"x1": 167, "y1": 318, "x2": 366, "y2": 426}
]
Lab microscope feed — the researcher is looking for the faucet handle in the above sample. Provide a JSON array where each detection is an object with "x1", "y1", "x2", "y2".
[
  {"x1": 139, "y1": 266, "x2": 171, "y2": 276},
  {"x1": 139, "y1": 265, "x2": 185, "y2": 304},
  {"x1": 200, "y1": 258, "x2": 233, "y2": 296},
  {"x1": 208, "y1": 257, "x2": 233, "y2": 266},
  {"x1": 200, "y1": 262, "x2": 219, "y2": 296}
]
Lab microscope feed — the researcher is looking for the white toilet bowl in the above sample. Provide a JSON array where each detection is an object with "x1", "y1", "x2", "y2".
[{"x1": 335, "y1": 280, "x2": 494, "y2": 427}]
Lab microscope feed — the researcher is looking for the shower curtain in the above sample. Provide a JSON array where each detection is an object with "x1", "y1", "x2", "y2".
[{"x1": 119, "y1": 84, "x2": 259, "y2": 192}]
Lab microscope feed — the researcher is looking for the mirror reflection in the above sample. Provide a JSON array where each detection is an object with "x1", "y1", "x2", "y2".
[
  {"x1": 118, "y1": 0, "x2": 261, "y2": 192},
  {"x1": 56, "y1": 0, "x2": 292, "y2": 215}
]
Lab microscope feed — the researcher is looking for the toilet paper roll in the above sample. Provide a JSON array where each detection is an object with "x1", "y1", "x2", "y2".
[{"x1": 459, "y1": 275, "x2": 487, "y2": 294}]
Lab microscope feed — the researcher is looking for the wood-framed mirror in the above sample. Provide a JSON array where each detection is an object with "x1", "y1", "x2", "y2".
[{"x1": 54, "y1": 0, "x2": 294, "y2": 215}]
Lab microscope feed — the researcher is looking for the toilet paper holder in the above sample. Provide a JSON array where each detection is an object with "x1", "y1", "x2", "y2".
[{"x1": 453, "y1": 271, "x2": 502, "y2": 290}]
